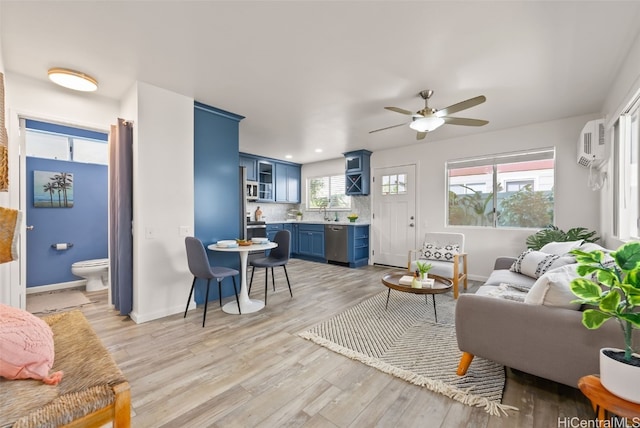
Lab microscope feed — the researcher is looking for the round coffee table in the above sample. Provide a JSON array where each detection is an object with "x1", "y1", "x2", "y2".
[{"x1": 381, "y1": 272, "x2": 453, "y2": 323}]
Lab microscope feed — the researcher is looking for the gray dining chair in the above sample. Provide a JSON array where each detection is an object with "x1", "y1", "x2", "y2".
[
  {"x1": 184, "y1": 236, "x2": 240, "y2": 326},
  {"x1": 248, "y1": 229, "x2": 292, "y2": 305}
]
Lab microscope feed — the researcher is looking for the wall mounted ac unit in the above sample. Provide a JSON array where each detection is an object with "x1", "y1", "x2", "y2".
[{"x1": 577, "y1": 119, "x2": 607, "y2": 169}]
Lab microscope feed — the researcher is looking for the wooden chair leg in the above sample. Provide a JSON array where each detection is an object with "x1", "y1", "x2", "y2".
[
  {"x1": 452, "y1": 276, "x2": 459, "y2": 299},
  {"x1": 457, "y1": 352, "x2": 474, "y2": 375},
  {"x1": 184, "y1": 277, "x2": 196, "y2": 318}
]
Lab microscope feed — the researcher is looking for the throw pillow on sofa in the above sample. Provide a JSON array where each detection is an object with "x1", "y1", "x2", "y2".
[
  {"x1": 539, "y1": 240, "x2": 583, "y2": 256},
  {"x1": 510, "y1": 248, "x2": 575, "y2": 279},
  {"x1": 0, "y1": 304, "x2": 63, "y2": 384},
  {"x1": 421, "y1": 243, "x2": 459, "y2": 262},
  {"x1": 524, "y1": 264, "x2": 582, "y2": 310}
]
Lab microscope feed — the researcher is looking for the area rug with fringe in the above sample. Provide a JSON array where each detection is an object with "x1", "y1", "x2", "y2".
[{"x1": 298, "y1": 290, "x2": 518, "y2": 416}]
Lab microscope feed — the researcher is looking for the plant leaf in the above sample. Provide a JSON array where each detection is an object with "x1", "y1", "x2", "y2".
[
  {"x1": 582, "y1": 309, "x2": 612, "y2": 329},
  {"x1": 613, "y1": 242, "x2": 640, "y2": 271},
  {"x1": 599, "y1": 288, "x2": 620, "y2": 312},
  {"x1": 570, "y1": 278, "x2": 602, "y2": 301},
  {"x1": 618, "y1": 312, "x2": 640, "y2": 328}
]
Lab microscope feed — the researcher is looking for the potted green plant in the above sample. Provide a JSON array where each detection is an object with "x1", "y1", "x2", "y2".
[
  {"x1": 416, "y1": 261, "x2": 432, "y2": 280},
  {"x1": 526, "y1": 225, "x2": 600, "y2": 250},
  {"x1": 296, "y1": 211, "x2": 303, "y2": 221},
  {"x1": 569, "y1": 241, "x2": 640, "y2": 403}
]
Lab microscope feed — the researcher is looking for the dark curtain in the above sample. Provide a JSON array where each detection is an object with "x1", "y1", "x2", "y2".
[{"x1": 109, "y1": 118, "x2": 133, "y2": 315}]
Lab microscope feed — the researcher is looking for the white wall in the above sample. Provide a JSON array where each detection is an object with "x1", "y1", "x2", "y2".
[
  {"x1": 127, "y1": 82, "x2": 194, "y2": 323},
  {"x1": 1, "y1": 73, "x2": 118, "y2": 307},
  {"x1": 370, "y1": 114, "x2": 601, "y2": 279}
]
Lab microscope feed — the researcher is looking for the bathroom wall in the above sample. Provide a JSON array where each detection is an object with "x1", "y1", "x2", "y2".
[{"x1": 26, "y1": 156, "x2": 107, "y2": 287}]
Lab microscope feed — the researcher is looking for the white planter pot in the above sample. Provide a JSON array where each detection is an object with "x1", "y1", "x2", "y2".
[{"x1": 599, "y1": 347, "x2": 640, "y2": 404}]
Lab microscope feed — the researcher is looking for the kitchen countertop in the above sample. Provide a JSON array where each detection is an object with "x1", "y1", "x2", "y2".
[{"x1": 266, "y1": 220, "x2": 370, "y2": 226}]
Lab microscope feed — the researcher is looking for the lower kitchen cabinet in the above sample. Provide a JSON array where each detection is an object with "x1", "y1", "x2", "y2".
[
  {"x1": 283, "y1": 223, "x2": 298, "y2": 254},
  {"x1": 297, "y1": 224, "x2": 325, "y2": 261},
  {"x1": 266, "y1": 223, "x2": 283, "y2": 242},
  {"x1": 347, "y1": 225, "x2": 369, "y2": 267}
]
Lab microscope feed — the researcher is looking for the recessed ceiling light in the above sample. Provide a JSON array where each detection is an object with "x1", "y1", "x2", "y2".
[
  {"x1": 48, "y1": 68, "x2": 98, "y2": 92},
  {"x1": 285, "y1": 154, "x2": 293, "y2": 159},
  {"x1": 315, "y1": 149, "x2": 323, "y2": 153}
]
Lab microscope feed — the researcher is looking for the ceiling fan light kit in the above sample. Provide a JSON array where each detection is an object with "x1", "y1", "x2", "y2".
[
  {"x1": 409, "y1": 116, "x2": 445, "y2": 132},
  {"x1": 370, "y1": 89, "x2": 488, "y2": 139},
  {"x1": 48, "y1": 68, "x2": 98, "y2": 92}
]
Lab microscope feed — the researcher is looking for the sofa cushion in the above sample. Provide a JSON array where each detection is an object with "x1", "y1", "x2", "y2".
[
  {"x1": 0, "y1": 304, "x2": 63, "y2": 384},
  {"x1": 485, "y1": 269, "x2": 537, "y2": 289},
  {"x1": 479, "y1": 283, "x2": 529, "y2": 302},
  {"x1": 524, "y1": 264, "x2": 582, "y2": 310},
  {"x1": 420, "y1": 243, "x2": 459, "y2": 262},
  {"x1": 510, "y1": 249, "x2": 575, "y2": 279},
  {"x1": 539, "y1": 240, "x2": 583, "y2": 255}
]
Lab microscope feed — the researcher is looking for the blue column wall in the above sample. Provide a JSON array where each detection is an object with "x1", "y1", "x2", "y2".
[{"x1": 193, "y1": 102, "x2": 244, "y2": 304}]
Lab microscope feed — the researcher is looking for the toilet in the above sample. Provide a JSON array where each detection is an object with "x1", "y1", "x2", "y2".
[{"x1": 71, "y1": 258, "x2": 109, "y2": 292}]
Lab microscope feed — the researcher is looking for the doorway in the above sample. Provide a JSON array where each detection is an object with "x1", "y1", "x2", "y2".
[
  {"x1": 372, "y1": 164, "x2": 417, "y2": 268},
  {"x1": 20, "y1": 118, "x2": 109, "y2": 295}
]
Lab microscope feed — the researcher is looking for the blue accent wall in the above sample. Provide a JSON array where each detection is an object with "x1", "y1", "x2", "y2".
[
  {"x1": 193, "y1": 102, "x2": 244, "y2": 303},
  {"x1": 26, "y1": 157, "x2": 108, "y2": 286}
]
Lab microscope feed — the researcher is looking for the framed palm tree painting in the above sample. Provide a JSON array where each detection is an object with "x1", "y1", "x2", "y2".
[{"x1": 34, "y1": 170, "x2": 74, "y2": 208}]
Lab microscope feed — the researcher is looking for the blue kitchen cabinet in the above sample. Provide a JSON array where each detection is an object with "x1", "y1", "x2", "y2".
[
  {"x1": 297, "y1": 224, "x2": 325, "y2": 261},
  {"x1": 266, "y1": 223, "x2": 283, "y2": 242},
  {"x1": 344, "y1": 149, "x2": 371, "y2": 196},
  {"x1": 348, "y1": 225, "x2": 370, "y2": 267},
  {"x1": 283, "y1": 223, "x2": 299, "y2": 255},
  {"x1": 275, "y1": 162, "x2": 301, "y2": 203},
  {"x1": 240, "y1": 154, "x2": 257, "y2": 181}
]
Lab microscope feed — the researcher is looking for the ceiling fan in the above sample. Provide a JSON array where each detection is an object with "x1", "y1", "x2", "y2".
[{"x1": 370, "y1": 89, "x2": 488, "y2": 140}]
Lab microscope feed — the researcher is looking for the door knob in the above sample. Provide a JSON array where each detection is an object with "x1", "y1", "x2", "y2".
[
  {"x1": 410, "y1": 216, "x2": 415, "y2": 220},
  {"x1": 409, "y1": 223, "x2": 415, "y2": 227},
  {"x1": 26, "y1": 225, "x2": 34, "y2": 231}
]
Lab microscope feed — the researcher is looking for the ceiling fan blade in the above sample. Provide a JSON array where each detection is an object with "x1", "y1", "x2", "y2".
[
  {"x1": 416, "y1": 131, "x2": 427, "y2": 140},
  {"x1": 384, "y1": 106, "x2": 414, "y2": 115},
  {"x1": 436, "y1": 95, "x2": 486, "y2": 117},
  {"x1": 442, "y1": 117, "x2": 489, "y2": 126},
  {"x1": 369, "y1": 122, "x2": 409, "y2": 134}
]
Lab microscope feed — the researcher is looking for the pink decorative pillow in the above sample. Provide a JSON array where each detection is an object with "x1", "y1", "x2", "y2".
[{"x1": 0, "y1": 304, "x2": 63, "y2": 384}]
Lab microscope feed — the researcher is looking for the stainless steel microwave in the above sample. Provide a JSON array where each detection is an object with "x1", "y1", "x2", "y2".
[{"x1": 246, "y1": 181, "x2": 259, "y2": 201}]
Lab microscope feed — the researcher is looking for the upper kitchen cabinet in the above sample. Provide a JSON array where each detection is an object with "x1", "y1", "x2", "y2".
[
  {"x1": 258, "y1": 160, "x2": 274, "y2": 201},
  {"x1": 275, "y1": 162, "x2": 301, "y2": 203},
  {"x1": 240, "y1": 154, "x2": 257, "y2": 181},
  {"x1": 344, "y1": 150, "x2": 371, "y2": 196},
  {"x1": 240, "y1": 153, "x2": 301, "y2": 203}
]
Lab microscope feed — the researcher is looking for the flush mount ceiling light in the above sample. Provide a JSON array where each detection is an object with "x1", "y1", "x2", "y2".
[
  {"x1": 48, "y1": 68, "x2": 98, "y2": 92},
  {"x1": 409, "y1": 116, "x2": 445, "y2": 132}
]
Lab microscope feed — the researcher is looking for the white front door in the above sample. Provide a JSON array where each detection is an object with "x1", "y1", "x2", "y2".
[{"x1": 372, "y1": 164, "x2": 417, "y2": 268}]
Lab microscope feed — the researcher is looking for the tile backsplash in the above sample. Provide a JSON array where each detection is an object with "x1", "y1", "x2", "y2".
[{"x1": 247, "y1": 195, "x2": 370, "y2": 223}]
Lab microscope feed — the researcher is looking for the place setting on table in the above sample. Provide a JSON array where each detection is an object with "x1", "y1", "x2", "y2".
[{"x1": 207, "y1": 237, "x2": 277, "y2": 314}]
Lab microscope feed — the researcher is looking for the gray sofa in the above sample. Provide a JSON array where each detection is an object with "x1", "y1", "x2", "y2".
[{"x1": 455, "y1": 254, "x2": 640, "y2": 388}]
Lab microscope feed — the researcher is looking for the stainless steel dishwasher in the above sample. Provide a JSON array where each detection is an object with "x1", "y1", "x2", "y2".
[{"x1": 325, "y1": 224, "x2": 348, "y2": 264}]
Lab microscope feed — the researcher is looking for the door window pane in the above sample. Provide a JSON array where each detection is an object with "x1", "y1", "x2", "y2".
[{"x1": 381, "y1": 173, "x2": 407, "y2": 195}]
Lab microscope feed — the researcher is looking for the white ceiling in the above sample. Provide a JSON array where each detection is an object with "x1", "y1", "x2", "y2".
[{"x1": 2, "y1": 1, "x2": 640, "y2": 164}]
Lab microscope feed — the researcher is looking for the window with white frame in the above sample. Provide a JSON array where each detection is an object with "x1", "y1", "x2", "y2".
[
  {"x1": 447, "y1": 148, "x2": 555, "y2": 228},
  {"x1": 613, "y1": 92, "x2": 640, "y2": 240},
  {"x1": 381, "y1": 173, "x2": 407, "y2": 195},
  {"x1": 307, "y1": 174, "x2": 351, "y2": 210},
  {"x1": 25, "y1": 120, "x2": 108, "y2": 165}
]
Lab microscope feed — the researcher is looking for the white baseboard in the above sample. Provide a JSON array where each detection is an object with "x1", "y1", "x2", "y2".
[{"x1": 26, "y1": 280, "x2": 87, "y2": 294}]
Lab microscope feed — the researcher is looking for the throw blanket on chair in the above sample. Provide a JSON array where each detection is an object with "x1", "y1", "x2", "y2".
[{"x1": 0, "y1": 206, "x2": 21, "y2": 264}]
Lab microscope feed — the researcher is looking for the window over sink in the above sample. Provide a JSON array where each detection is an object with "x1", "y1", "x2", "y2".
[{"x1": 307, "y1": 174, "x2": 351, "y2": 210}]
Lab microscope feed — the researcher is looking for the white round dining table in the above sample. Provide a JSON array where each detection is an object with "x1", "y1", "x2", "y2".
[{"x1": 207, "y1": 241, "x2": 277, "y2": 314}]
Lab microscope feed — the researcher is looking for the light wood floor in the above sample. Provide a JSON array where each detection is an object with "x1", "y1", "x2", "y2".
[{"x1": 37, "y1": 259, "x2": 594, "y2": 427}]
